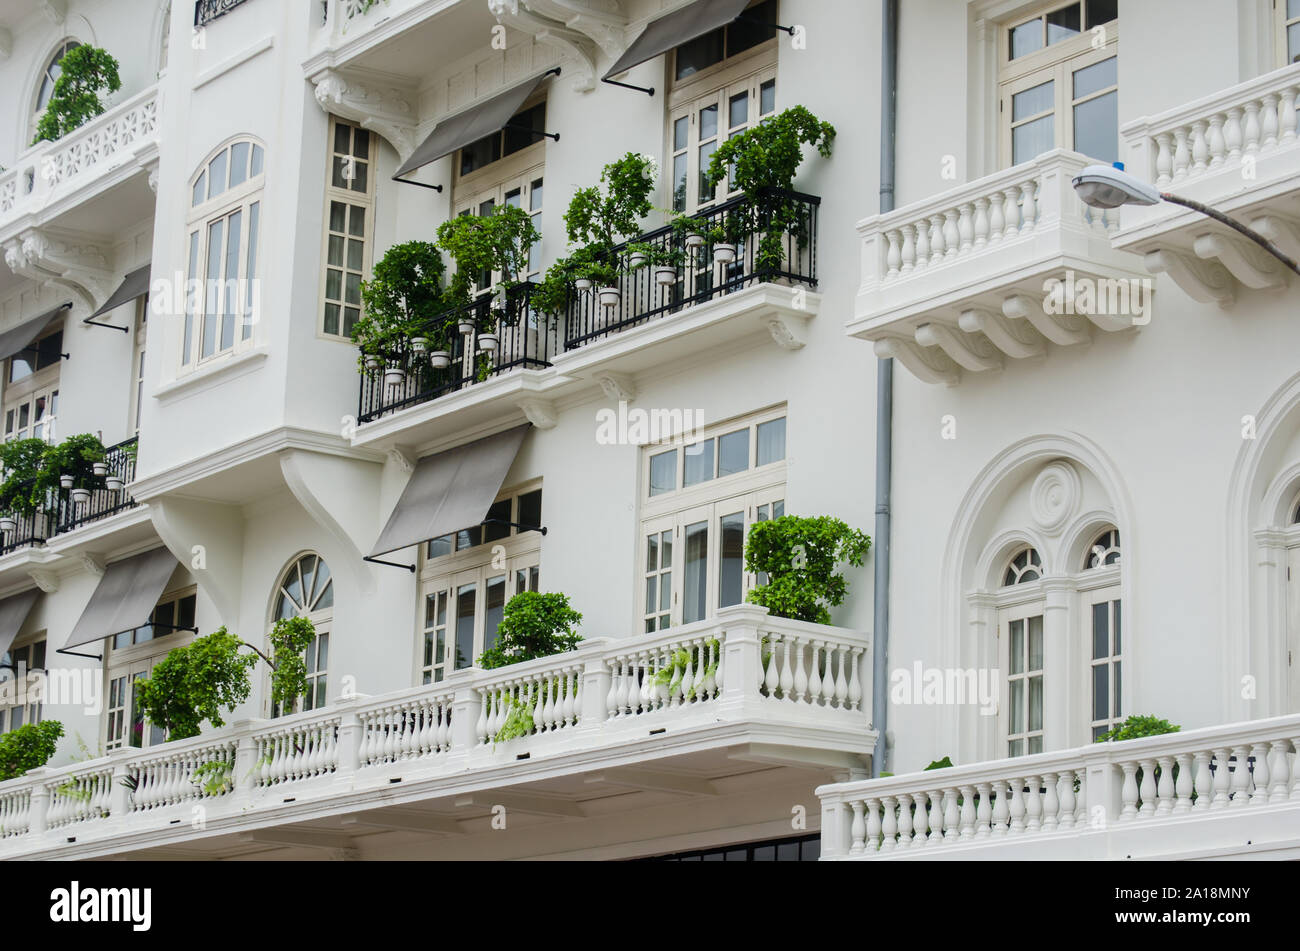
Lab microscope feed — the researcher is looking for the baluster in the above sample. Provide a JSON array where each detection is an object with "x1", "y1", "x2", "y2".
[
  {"x1": 833, "y1": 648, "x2": 849, "y2": 708},
  {"x1": 942, "y1": 788, "x2": 959, "y2": 841},
  {"x1": 1154, "y1": 132, "x2": 1174, "y2": 186},
  {"x1": 1136, "y1": 759, "x2": 1157, "y2": 818},
  {"x1": 958, "y1": 785, "x2": 976, "y2": 839},
  {"x1": 942, "y1": 209, "x2": 960, "y2": 257},
  {"x1": 956, "y1": 203, "x2": 974, "y2": 251},
  {"x1": 1249, "y1": 742, "x2": 1270, "y2": 806},
  {"x1": 1057, "y1": 771, "x2": 1076, "y2": 830},
  {"x1": 1007, "y1": 780, "x2": 1026, "y2": 835},
  {"x1": 1293, "y1": 737, "x2": 1300, "y2": 799},
  {"x1": 819, "y1": 645, "x2": 837, "y2": 706},
  {"x1": 563, "y1": 671, "x2": 578, "y2": 725},
  {"x1": 1260, "y1": 93, "x2": 1279, "y2": 149},
  {"x1": 866, "y1": 798, "x2": 882, "y2": 853},
  {"x1": 1001, "y1": 186, "x2": 1022, "y2": 237},
  {"x1": 616, "y1": 660, "x2": 632, "y2": 714},
  {"x1": 1020, "y1": 180, "x2": 1038, "y2": 230},
  {"x1": 763, "y1": 635, "x2": 781, "y2": 697},
  {"x1": 1040, "y1": 773, "x2": 1059, "y2": 832},
  {"x1": 899, "y1": 224, "x2": 916, "y2": 273},
  {"x1": 988, "y1": 190, "x2": 1006, "y2": 242},
  {"x1": 606, "y1": 661, "x2": 621, "y2": 716},
  {"x1": 928, "y1": 213, "x2": 947, "y2": 262},
  {"x1": 1024, "y1": 775, "x2": 1042, "y2": 832},
  {"x1": 681, "y1": 644, "x2": 697, "y2": 702},
  {"x1": 1224, "y1": 106, "x2": 1244, "y2": 158},
  {"x1": 656, "y1": 648, "x2": 672, "y2": 708},
  {"x1": 879, "y1": 796, "x2": 897, "y2": 853},
  {"x1": 1119, "y1": 762, "x2": 1139, "y2": 819},
  {"x1": 923, "y1": 789, "x2": 943, "y2": 844},
  {"x1": 847, "y1": 648, "x2": 863, "y2": 711},
  {"x1": 913, "y1": 216, "x2": 930, "y2": 265},
  {"x1": 476, "y1": 692, "x2": 489, "y2": 744},
  {"x1": 849, "y1": 800, "x2": 866, "y2": 855},
  {"x1": 1229, "y1": 745, "x2": 1250, "y2": 807},
  {"x1": 357, "y1": 713, "x2": 373, "y2": 765},
  {"x1": 1152, "y1": 756, "x2": 1175, "y2": 816},
  {"x1": 990, "y1": 780, "x2": 1010, "y2": 835},
  {"x1": 638, "y1": 653, "x2": 655, "y2": 712},
  {"x1": 975, "y1": 783, "x2": 992, "y2": 837},
  {"x1": 895, "y1": 793, "x2": 914, "y2": 849},
  {"x1": 1190, "y1": 120, "x2": 1210, "y2": 171},
  {"x1": 1207, "y1": 114, "x2": 1226, "y2": 166},
  {"x1": 792, "y1": 637, "x2": 808, "y2": 702},
  {"x1": 382, "y1": 710, "x2": 398, "y2": 762},
  {"x1": 1175, "y1": 753, "x2": 1190, "y2": 815},
  {"x1": 972, "y1": 197, "x2": 990, "y2": 248},
  {"x1": 807, "y1": 641, "x2": 823, "y2": 704},
  {"x1": 1172, "y1": 127, "x2": 1190, "y2": 181},
  {"x1": 1267, "y1": 740, "x2": 1290, "y2": 803},
  {"x1": 1192, "y1": 751, "x2": 1212, "y2": 810},
  {"x1": 1243, "y1": 100, "x2": 1262, "y2": 153},
  {"x1": 910, "y1": 790, "x2": 930, "y2": 848},
  {"x1": 1279, "y1": 87, "x2": 1297, "y2": 143},
  {"x1": 1210, "y1": 748, "x2": 1232, "y2": 808},
  {"x1": 884, "y1": 230, "x2": 902, "y2": 278},
  {"x1": 701, "y1": 642, "x2": 717, "y2": 700},
  {"x1": 778, "y1": 636, "x2": 794, "y2": 701}
]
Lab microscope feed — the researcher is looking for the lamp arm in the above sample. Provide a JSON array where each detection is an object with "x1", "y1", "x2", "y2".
[{"x1": 1160, "y1": 191, "x2": 1300, "y2": 277}]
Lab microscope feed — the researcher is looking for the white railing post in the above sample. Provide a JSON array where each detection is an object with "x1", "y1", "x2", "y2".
[
  {"x1": 230, "y1": 724, "x2": 261, "y2": 804},
  {"x1": 819, "y1": 794, "x2": 850, "y2": 859},
  {"x1": 26, "y1": 770, "x2": 49, "y2": 837},
  {"x1": 449, "y1": 686, "x2": 481, "y2": 756},
  {"x1": 716, "y1": 604, "x2": 769, "y2": 714},
  {"x1": 108, "y1": 755, "x2": 131, "y2": 818},
  {"x1": 579, "y1": 651, "x2": 611, "y2": 730},
  {"x1": 334, "y1": 700, "x2": 362, "y2": 786},
  {"x1": 1083, "y1": 746, "x2": 1121, "y2": 835}
]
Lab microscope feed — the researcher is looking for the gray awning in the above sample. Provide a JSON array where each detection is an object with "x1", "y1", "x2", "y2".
[
  {"x1": 0, "y1": 589, "x2": 41, "y2": 661},
  {"x1": 0, "y1": 302, "x2": 70, "y2": 363},
  {"x1": 61, "y1": 547, "x2": 179, "y2": 654},
  {"x1": 394, "y1": 75, "x2": 548, "y2": 179},
  {"x1": 87, "y1": 265, "x2": 150, "y2": 321},
  {"x1": 603, "y1": 0, "x2": 751, "y2": 79},
  {"x1": 369, "y1": 425, "x2": 530, "y2": 558}
]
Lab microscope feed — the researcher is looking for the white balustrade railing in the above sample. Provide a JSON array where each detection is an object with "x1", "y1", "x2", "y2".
[
  {"x1": 358, "y1": 690, "x2": 454, "y2": 765},
  {"x1": 1123, "y1": 62, "x2": 1300, "y2": 189},
  {"x1": 862, "y1": 150, "x2": 1116, "y2": 291},
  {"x1": 253, "y1": 716, "x2": 342, "y2": 787},
  {"x1": 819, "y1": 713, "x2": 1300, "y2": 859},
  {"x1": 129, "y1": 740, "x2": 239, "y2": 812},
  {"x1": 0, "y1": 606, "x2": 871, "y2": 855},
  {"x1": 0, "y1": 85, "x2": 159, "y2": 232},
  {"x1": 45, "y1": 768, "x2": 113, "y2": 829},
  {"x1": 0, "y1": 787, "x2": 30, "y2": 838}
]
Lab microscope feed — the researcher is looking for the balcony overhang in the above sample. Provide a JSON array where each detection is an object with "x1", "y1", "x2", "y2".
[
  {"x1": 847, "y1": 150, "x2": 1149, "y2": 386},
  {"x1": 1108, "y1": 63, "x2": 1300, "y2": 305}
]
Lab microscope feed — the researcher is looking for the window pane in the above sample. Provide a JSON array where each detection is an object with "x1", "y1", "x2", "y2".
[
  {"x1": 718, "y1": 511, "x2": 744, "y2": 607},
  {"x1": 683, "y1": 520, "x2": 708, "y2": 623},
  {"x1": 1086, "y1": 0, "x2": 1118, "y2": 28},
  {"x1": 1009, "y1": 18, "x2": 1043, "y2": 59},
  {"x1": 203, "y1": 218, "x2": 224, "y2": 357},
  {"x1": 208, "y1": 149, "x2": 228, "y2": 201},
  {"x1": 484, "y1": 498, "x2": 512, "y2": 542},
  {"x1": 518, "y1": 489, "x2": 542, "y2": 531},
  {"x1": 760, "y1": 79, "x2": 776, "y2": 115},
  {"x1": 646, "y1": 533, "x2": 659, "y2": 573},
  {"x1": 250, "y1": 145, "x2": 264, "y2": 177},
  {"x1": 1009, "y1": 619, "x2": 1024, "y2": 674},
  {"x1": 675, "y1": 28, "x2": 725, "y2": 79},
  {"x1": 1010, "y1": 677, "x2": 1024, "y2": 730},
  {"x1": 1113, "y1": 599, "x2": 1121, "y2": 654},
  {"x1": 455, "y1": 583, "x2": 476, "y2": 670},
  {"x1": 1092, "y1": 601, "x2": 1109, "y2": 659},
  {"x1": 1012, "y1": 80, "x2": 1054, "y2": 121},
  {"x1": 1289, "y1": 23, "x2": 1300, "y2": 64},
  {"x1": 649, "y1": 450, "x2": 677, "y2": 496},
  {"x1": 1073, "y1": 89, "x2": 1118, "y2": 163},
  {"x1": 329, "y1": 200, "x2": 346, "y2": 232},
  {"x1": 717, "y1": 429, "x2": 749, "y2": 477},
  {"x1": 671, "y1": 152, "x2": 688, "y2": 212},
  {"x1": 348, "y1": 205, "x2": 366, "y2": 237},
  {"x1": 229, "y1": 141, "x2": 250, "y2": 187},
  {"x1": 1013, "y1": 115, "x2": 1054, "y2": 164},
  {"x1": 427, "y1": 534, "x2": 454, "y2": 559},
  {"x1": 1045, "y1": 3, "x2": 1081, "y2": 44},
  {"x1": 484, "y1": 575, "x2": 506, "y2": 654},
  {"x1": 530, "y1": 178, "x2": 544, "y2": 211},
  {"x1": 1093, "y1": 663, "x2": 1108, "y2": 720},
  {"x1": 1028, "y1": 615, "x2": 1044, "y2": 670},
  {"x1": 222, "y1": 209, "x2": 243, "y2": 351},
  {"x1": 728, "y1": 0, "x2": 777, "y2": 56},
  {"x1": 683, "y1": 439, "x2": 714, "y2": 486},
  {"x1": 192, "y1": 171, "x2": 206, "y2": 207},
  {"x1": 1028, "y1": 675, "x2": 1043, "y2": 730},
  {"x1": 1073, "y1": 56, "x2": 1117, "y2": 99},
  {"x1": 729, "y1": 92, "x2": 749, "y2": 129},
  {"x1": 246, "y1": 202, "x2": 260, "y2": 334},
  {"x1": 756, "y1": 418, "x2": 786, "y2": 465},
  {"x1": 1114, "y1": 662, "x2": 1121, "y2": 717}
]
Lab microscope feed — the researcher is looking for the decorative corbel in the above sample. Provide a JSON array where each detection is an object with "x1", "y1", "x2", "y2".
[
  {"x1": 915, "y1": 321, "x2": 1001, "y2": 373},
  {"x1": 1193, "y1": 232, "x2": 1288, "y2": 290},
  {"x1": 958, "y1": 307, "x2": 1045, "y2": 360},
  {"x1": 595, "y1": 371, "x2": 636, "y2": 402},
  {"x1": 1251, "y1": 216, "x2": 1300, "y2": 263},
  {"x1": 311, "y1": 69, "x2": 419, "y2": 168},
  {"x1": 28, "y1": 569, "x2": 60, "y2": 593},
  {"x1": 79, "y1": 553, "x2": 106, "y2": 578},
  {"x1": 38, "y1": 0, "x2": 67, "y2": 26},
  {"x1": 3, "y1": 229, "x2": 114, "y2": 311},
  {"x1": 1144, "y1": 248, "x2": 1235, "y2": 307},
  {"x1": 872, "y1": 335, "x2": 961, "y2": 386},
  {"x1": 490, "y1": 0, "x2": 598, "y2": 93},
  {"x1": 524, "y1": 0, "x2": 628, "y2": 56},
  {"x1": 1002, "y1": 292, "x2": 1090, "y2": 347},
  {"x1": 517, "y1": 397, "x2": 558, "y2": 429},
  {"x1": 386, "y1": 446, "x2": 415, "y2": 474}
]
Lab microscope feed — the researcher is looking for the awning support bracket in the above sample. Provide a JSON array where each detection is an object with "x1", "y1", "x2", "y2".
[
  {"x1": 83, "y1": 316, "x2": 130, "y2": 333},
  {"x1": 364, "y1": 555, "x2": 417, "y2": 573},
  {"x1": 15, "y1": 344, "x2": 70, "y2": 360},
  {"x1": 393, "y1": 175, "x2": 444, "y2": 193},
  {"x1": 481, "y1": 519, "x2": 548, "y2": 536},
  {"x1": 602, "y1": 77, "x2": 655, "y2": 97},
  {"x1": 734, "y1": 15, "x2": 797, "y2": 35},
  {"x1": 56, "y1": 648, "x2": 102, "y2": 661},
  {"x1": 502, "y1": 123, "x2": 560, "y2": 143}
]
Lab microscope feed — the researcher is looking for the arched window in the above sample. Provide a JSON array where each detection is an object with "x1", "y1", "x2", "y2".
[
  {"x1": 271, "y1": 553, "x2": 332, "y2": 716},
  {"x1": 32, "y1": 40, "x2": 81, "y2": 137},
  {"x1": 183, "y1": 138, "x2": 265, "y2": 367},
  {"x1": 1002, "y1": 546, "x2": 1042, "y2": 586},
  {"x1": 1083, "y1": 528, "x2": 1121, "y2": 569}
]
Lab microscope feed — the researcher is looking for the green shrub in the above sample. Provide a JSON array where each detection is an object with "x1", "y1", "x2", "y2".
[
  {"x1": 0, "y1": 720, "x2": 64, "y2": 781},
  {"x1": 477, "y1": 592, "x2": 582, "y2": 670},
  {"x1": 1094, "y1": 714, "x2": 1181, "y2": 743},
  {"x1": 32, "y1": 45, "x2": 122, "y2": 145},
  {"x1": 744, "y1": 515, "x2": 870, "y2": 624},
  {"x1": 353, "y1": 240, "x2": 448, "y2": 365}
]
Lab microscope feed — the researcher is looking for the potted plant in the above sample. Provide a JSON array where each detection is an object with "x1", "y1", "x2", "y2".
[
  {"x1": 744, "y1": 514, "x2": 870, "y2": 624},
  {"x1": 0, "y1": 515, "x2": 15, "y2": 534},
  {"x1": 704, "y1": 106, "x2": 836, "y2": 276},
  {"x1": 105, "y1": 472, "x2": 124, "y2": 492},
  {"x1": 31, "y1": 46, "x2": 122, "y2": 145},
  {"x1": 561, "y1": 152, "x2": 657, "y2": 307},
  {"x1": 648, "y1": 243, "x2": 685, "y2": 288},
  {"x1": 626, "y1": 242, "x2": 654, "y2": 269},
  {"x1": 50, "y1": 434, "x2": 106, "y2": 507},
  {"x1": 436, "y1": 204, "x2": 540, "y2": 317},
  {"x1": 353, "y1": 240, "x2": 448, "y2": 373},
  {"x1": 0, "y1": 439, "x2": 54, "y2": 528}
]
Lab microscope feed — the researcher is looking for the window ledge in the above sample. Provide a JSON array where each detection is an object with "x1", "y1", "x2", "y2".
[{"x1": 153, "y1": 347, "x2": 269, "y2": 404}]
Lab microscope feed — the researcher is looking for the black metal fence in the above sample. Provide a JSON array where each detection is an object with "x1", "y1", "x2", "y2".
[
  {"x1": 53, "y1": 436, "x2": 139, "y2": 535},
  {"x1": 0, "y1": 508, "x2": 49, "y2": 557},
  {"x1": 358, "y1": 283, "x2": 553, "y2": 423}
]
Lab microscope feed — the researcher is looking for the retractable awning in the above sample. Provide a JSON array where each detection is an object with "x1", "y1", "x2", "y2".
[
  {"x1": 0, "y1": 302, "x2": 70, "y2": 362},
  {"x1": 86, "y1": 265, "x2": 150, "y2": 326},
  {"x1": 369, "y1": 425, "x2": 530, "y2": 559},
  {"x1": 0, "y1": 589, "x2": 41, "y2": 660},
  {"x1": 61, "y1": 547, "x2": 179, "y2": 656},
  {"x1": 394, "y1": 73, "x2": 552, "y2": 180},
  {"x1": 603, "y1": 0, "x2": 751, "y2": 80}
]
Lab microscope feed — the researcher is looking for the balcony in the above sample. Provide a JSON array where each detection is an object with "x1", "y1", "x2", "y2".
[
  {"x1": 0, "y1": 86, "x2": 159, "y2": 246},
  {"x1": 846, "y1": 150, "x2": 1149, "y2": 385},
  {"x1": 817, "y1": 713, "x2": 1300, "y2": 861},
  {"x1": 1111, "y1": 63, "x2": 1300, "y2": 304},
  {"x1": 0, "y1": 606, "x2": 872, "y2": 859},
  {"x1": 352, "y1": 190, "x2": 820, "y2": 447}
]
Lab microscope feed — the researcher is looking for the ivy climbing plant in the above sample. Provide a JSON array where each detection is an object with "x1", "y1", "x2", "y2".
[
  {"x1": 31, "y1": 45, "x2": 122, "y2": 145},
  {"x1": 744, "y1": 515, "x2": 870, "y2": 624}
]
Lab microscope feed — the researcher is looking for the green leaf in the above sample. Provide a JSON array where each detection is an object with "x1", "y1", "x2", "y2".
[
  {"x1": 744, "y1": 515, "x2": 870, "y2": 624},
  {"x1": 476, "y1": 592, "x2": 582, "y2": 670},
  {"x1": 31, "y1": 46, "x2": 122, "y2": 145},
  {"x1": 0, "y1": 720, "x2": 64, "y2": 781}
]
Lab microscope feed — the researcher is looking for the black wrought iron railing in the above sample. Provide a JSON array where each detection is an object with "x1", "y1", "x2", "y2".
[
  {"x1": 0, "y1": 507, "x2": 49, "y2": 557},
  {"x1": 53, "y1": 436, "x2": 139, "y2": 536},
  {"x1": 562, "y1": 188, "x2": 820, "y2": 351},
  {"x1": 358, "y1": 283, "x2": 554, "y2": 424},
  {"x1": 195, "y1": 0, "x2": 253, "y2": 27}
]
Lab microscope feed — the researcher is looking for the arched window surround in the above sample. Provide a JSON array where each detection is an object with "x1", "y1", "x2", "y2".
[{"x1": 269, "y1": 551, "x2": 333, "y2": 717}]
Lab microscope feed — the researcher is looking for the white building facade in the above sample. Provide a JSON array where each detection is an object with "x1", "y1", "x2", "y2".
[{"x1": 0, "y1": 0, "x2": 1295, "y2": 861}]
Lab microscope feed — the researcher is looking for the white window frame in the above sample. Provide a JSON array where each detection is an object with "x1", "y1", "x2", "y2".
[
  {"x1": 1280, "y1": 0, "x2": 1300, "y2": 67},
  {"x1": 668, "y1": 49, "x2": 777, "y2": 215},
  {"x1": 181, "y1": 138, "x2": 266, "y2": 369},
  {"x1": 0, "y1": 637, "x2": 46, "y2": 734},
  {"x1": 996, "y1": 583, "x2": 1046, "y2": 758},
  {"x1": 130, "y1": 296, "x2": 147, "y2": 434},
  {"x1": 30, "y1": 39, "x2": 81, "y2": 142},
  {"x1": 417, "y1": 481, "x2": 544, "y2": 678},
  {"x1": 269, "y1": 553, "x2": 334, "y2": 717},
  {"x1": 638, "y1": 407, "x2": 787, "y2": 632},
  {"x1": 451, "y1": 150, "x2": 546, "y2": 295},
  {"x1": 319, "y1": 116, "x2": 376, "y2": 342},
  {"x1": 3, "y1": 320, "x2": 63, "y2": 444},
  {"x1": 997, "y1": 1, "x2": 1119, "y2": 167}
]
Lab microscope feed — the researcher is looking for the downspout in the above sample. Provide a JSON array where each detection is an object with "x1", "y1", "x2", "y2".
[{"x1": 871, "y1": 0, "x2": 898, "y2": 778}]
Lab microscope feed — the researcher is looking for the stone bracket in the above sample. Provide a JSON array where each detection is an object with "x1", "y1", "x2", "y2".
[
  {"x1": 310, "y1": 68, "x2": 419, "y2": 167},
  {"x1": 490, "y1": 0, "x2": 598, "y2": 92},
  {"x1": 1145, "y1": 248, "x2": 1236, "y2": 307},
  {"x1": 3, "y1": 229, "x2": 114, "y2": 311}
]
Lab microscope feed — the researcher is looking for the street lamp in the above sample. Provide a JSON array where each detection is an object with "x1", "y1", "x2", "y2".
[{"x1": 1072, "y1": 162, "x2": 1300, "y2": 277}]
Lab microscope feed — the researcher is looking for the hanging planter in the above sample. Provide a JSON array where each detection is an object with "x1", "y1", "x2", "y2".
[
  {"x1": 598, "y1": 287, "x2": 620, "y2": 309},
  {"x1": 363, "y1": 354, "x2": 383, "y2": 372},
  {"x1": 429, "y1": 350, "x2": 451, "y2": 369},
  {"x1": 457, "y1": 319, "x2": 476, "y2": 336},
  {"x1": 91, "y1": 461, "x2": 108, "y2": 478},
  {"x1": 410, "y1": 337, "x2": 428, "y2": 354},
  {"x1": 0, "y1": 516, "x2": 14, "y2": 534},
  {"x1": 628, "y1": 251, "x2": 648, "y2": 268},
  {"x1": 712, "y1": 243, "x2": 737, "y2": 265},
  {"x1": 477, "y1": 332, "x2": 498, "y2": 352},
  {"x1": 384, "y1": 366, "x2": 406, "y2": 389},
  {"x1": 105, "y1": 474, "x2": 124, "y2": 492},
  {"x1": 59, "y1": 474, "x2": 74, "y2": 490},
  {"x1": 654, "y1": 266, "x2": 678, "y2": 287},
  {"x1": 574, "y1": 278, "x2": 593, "y2": 291},
  {"x1": 685, "y1": 232, "x2": 706, "y2": 250},
  {"x1": 71, "y1": 487, "x2": 90, "y2": 507}
]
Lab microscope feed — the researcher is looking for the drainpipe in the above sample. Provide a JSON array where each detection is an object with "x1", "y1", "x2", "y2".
[{"x1": 871, "y1": 0, "x2": 898, "y2": 778}]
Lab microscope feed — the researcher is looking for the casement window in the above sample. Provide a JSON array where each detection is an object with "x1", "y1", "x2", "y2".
[
  {"x1": 104, "y1": 589, "x2": 198, "y2": 750},
  {"x1": 998, "y1": 546, "x2": 1045, "y2": 757},
  {"x1": 0, "y1": 638, "x2": 46, "y2": 733},
  {"x1": 419, "y1": 484, "x2": 543, "y2": 680},
  {"x1": 998, "y1": 0, "x2": 1119, "y2": 167},
  {"x1": 130, "y1": 297, "x2": 147, "y2": 434},
  {"x1": 451, "y1": 172, "x2": 545, "y2": 295},
  {"x1": 640, "y1": 410, "x2": 786, "y2": 631},
  {"x1": 182, "y1": 138, "x2": 265, "y2": 368},
  {"x1": 458, "y1": 102, "x2": 547, "y2": 178},
  {"x1": 270, "y1": 553, "x2": 333, "y2": 716},
  {"x1": 31, "y1": 40, "x2": 79, "y2": 139},
  {"x1": 667, "y1": 0, "x2": 778, "y2": 214},
  {"x1": 320, "y1": 117, "x2": 375, "y2": 340},
  {"x1": 1081, "y1": 529, "x2": 1122, "y2": 739},
  {"x1": 1282, "y1": 0, "x2": 1300, "y2": 66},
  {"x1": 3, "y1": 326, "x2": 63, "y2": 443}
]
